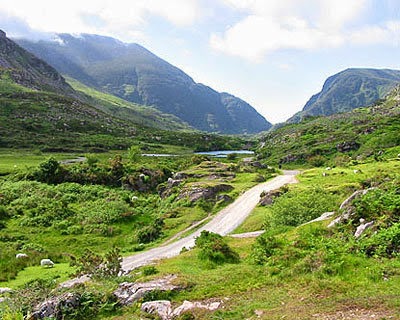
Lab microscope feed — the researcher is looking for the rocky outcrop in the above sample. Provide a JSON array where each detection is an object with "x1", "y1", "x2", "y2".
[
  {"x1": 328, "y1": 188, "x2": 376, "y2": 228},
  {"x1": 336, "y1": 141, "x2": 360, "y2": 153},
  {"x1": 29, "y1": 293, "x2": 80, "y2": 320},
  {"x1": 259, "y1": 189, "x2": 284, "y2": 206},
  {"x1": 114, "y1": 275, "x2": 180, "y2": 306},
  {"x1": 141, "y1": 299, "x2": 222, "y2": 320},
  {"x1": 354, "y1": 219, "x2": 374, "y2": 238},
  {"x1": 177, "y1": 184, "x2": 233, "y2": 203}
]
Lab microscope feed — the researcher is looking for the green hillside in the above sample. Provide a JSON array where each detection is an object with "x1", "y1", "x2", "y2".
[
  {"x1": 17, "y1": 34, "x2": 272, "y2": 134},
  {"x1": 289, "y1": 68, "x2": 400, "y2": 122},
  {"x1": 65, "y1": 76, "x2": 191, "y2": 131},
  {"x1": 258, "y1": 85, "x2": 400, "y2": 167}
]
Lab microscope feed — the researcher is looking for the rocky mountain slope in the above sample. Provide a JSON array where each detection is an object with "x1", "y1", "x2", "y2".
[
  {"x1": 17, "y1": 33, "x2": 272, "y2": 134},
  {"x1": 289, "y1": 68, "x2": 400, "y2": 122},
  {"x1": 0, "y1": 30, "x2": 75, "y2": 96}
]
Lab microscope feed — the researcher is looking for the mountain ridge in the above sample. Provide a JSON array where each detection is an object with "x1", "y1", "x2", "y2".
[
  {"x1": 16, "y1": 33, "x2": 272, "y2": 134},
  {"x1": 289, "y1": 67, "x2": 400, "y2": 122}
]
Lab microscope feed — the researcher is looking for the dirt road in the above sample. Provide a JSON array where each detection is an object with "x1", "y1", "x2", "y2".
[{"x1": 121, "y1": 171, "x2": 298, "y2": 272}]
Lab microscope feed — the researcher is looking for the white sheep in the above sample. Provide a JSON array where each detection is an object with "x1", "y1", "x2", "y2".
[
  {"x1": 40, "y1": 259, "x2": 54, "y2": 268},
  {"x1": 16, "y1": 253, "x2": 28, "y2": 259}
]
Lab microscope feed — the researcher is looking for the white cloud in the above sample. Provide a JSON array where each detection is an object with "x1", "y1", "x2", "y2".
[
  {"x1": 211, "y1": 0, "x2": 388, "y2": 61},
  {"x1": 349, "y1": 21, "x2": 400, "y2": 46},
  {"x1": 0, "y1": 0, "x2": 201, "y2": 41}
]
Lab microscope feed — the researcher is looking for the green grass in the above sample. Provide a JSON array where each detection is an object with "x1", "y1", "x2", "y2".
[
  {"x1": 258, "y1": 86, "x2": 400, "y2": 167},
  {"x1": 0, "y1": 263, "x2": 74, "y2": 289}
]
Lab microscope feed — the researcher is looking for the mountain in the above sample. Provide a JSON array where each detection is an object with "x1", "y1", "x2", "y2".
[
  {"x1": 16, "y1": 33, "x2": 272, "y2": 134},
  {"x1": 0, "y1": 30, "x2": 245, "y2": 151},
  {"x1": 0, "y1": 30, "x2": 76, "y2": 96},
  {"x1": 258, "y1": 85, "x2": 400, "y2": 166},
  {"x1": 289, "y1": 68, "x2": 400, "y2": 122}
]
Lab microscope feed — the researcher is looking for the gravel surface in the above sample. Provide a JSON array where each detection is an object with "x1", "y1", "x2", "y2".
[{"x1": 121, "y1": 171, "x2": 298, "y2": 272}]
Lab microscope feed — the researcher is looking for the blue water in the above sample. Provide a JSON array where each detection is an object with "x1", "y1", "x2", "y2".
[{"x1": 195, "y1": 150, "x2": 254, "y2": 158}]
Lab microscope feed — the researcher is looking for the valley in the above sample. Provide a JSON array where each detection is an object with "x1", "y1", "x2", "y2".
[{"x1": 0, "y1": 28, "x2": 400, "y2": 320}]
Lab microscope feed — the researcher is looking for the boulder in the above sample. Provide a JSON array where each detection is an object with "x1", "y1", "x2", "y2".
[
  {"x1": 140, "y1": 299, "x2": 222, "y2": 320},
  {"x1": 328, "y1": 188, "x2": 376, "y2": 228},
  {"x1": 114, "y1": 275, "x2": 179, "y2": 306},
  {"x1": 336, "y1": 141, "x2": 360, "y2": 153},
  {"x1": 178, "y1": 184, "x2": 233, "y2": 203},
  {"x1": 259, "y1": 189, "x2": 283, "y2": 206},
  {"x1": 141, "y1": 300, "x2": 172, "y2": 319},
  {"x1": 354, "y1": 219, "x2": 374, "y2": 238},
  {"x1": 172, "y1": 300, "x2": 221, "y2": 317},
  {"x1": 29, "y1": 292, "x2": 80, "y2": 319}
]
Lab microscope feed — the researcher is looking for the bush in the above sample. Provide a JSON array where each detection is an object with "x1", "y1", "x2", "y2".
[
  {"x1": 269, "y1": 187, "x2": 338, "y2": 227},
  {"x1": 195, "y1": 231, "x2": 239, "y2": 265},
  {"x1": 34, "y1": 157, "x2": 61, "y2": 183},
  {"x1": 71, "y1": 247, "x2": 122, "y2": 279},
  {"x1": 359, "y1": 223, "x2": 400, "y2": 258},
  {"x1": 136, "y1": 218, "x2": 164, "y2": 243},
  {"x1": 251, "y1": 234, "x2": 284, "y2": 265}
]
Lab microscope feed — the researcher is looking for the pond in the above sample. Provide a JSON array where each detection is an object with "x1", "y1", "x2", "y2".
[{"x1": 195, "y1": 150, "x2": 254, "y2": 158}]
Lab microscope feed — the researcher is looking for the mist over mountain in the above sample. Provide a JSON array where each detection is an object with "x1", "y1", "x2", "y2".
[
  {"x1": 0, "y1": 30, "x2": 75, "y2": 96},
  {"x1": 17, "y1": 34, "x2": 272, "y2": 134},
  {"x1": 289, "y1": 68, "x2": 400, "y2": 122}
]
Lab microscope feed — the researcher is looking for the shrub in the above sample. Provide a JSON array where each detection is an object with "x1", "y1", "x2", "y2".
[
  {"x1": 251, "y1": 234, "x2": 284, "y2": 265},
  {"x1": 307, "y1": 155, "x2": 326, "y2": 167},
  {"x1": 142, "y1": 265, "x2": 158, "y2": 276},
  {"x1": 195, "y1": 231, "x2": 239, "y2": 265},
  {"x1": 269, "y1": 187, "x2": 338, "y2": 227},
  {"x1": 136, "y1": 218, "x2": 164, "y2": 243},
  {"x1": 359, "y1": 223, "x2": 400, "y2": 258},
  {"x1": 34, "y1": 157, "x2": 61, "y2": 183},
  {"x1": 71, "y1": 247, "x2": 122, "y2": 279}
]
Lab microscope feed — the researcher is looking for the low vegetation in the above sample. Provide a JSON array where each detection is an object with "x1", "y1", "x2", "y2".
[{"x1": 259, "y1": 85, "x2": 400, "y2": 167}]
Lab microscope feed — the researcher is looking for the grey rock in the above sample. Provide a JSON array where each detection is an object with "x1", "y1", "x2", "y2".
[
  {"x1": 0, "y1": 287, "x2": 12, "y2": 294},
  {"x1": 354, "y1": 220, "x2": 374, "y2": 238},
  {"x1": 30, "y1": 292, "x2": 80, "y2": 319},
  {"x1": 114, "y1": 275, "x2": 179, "y2": 306},
  {"x1": 172, "y1": 300, "x2": 221, "y2": 317},
  {"x1": 141, "y1": 300, "x2": 172, "y2": 320}
]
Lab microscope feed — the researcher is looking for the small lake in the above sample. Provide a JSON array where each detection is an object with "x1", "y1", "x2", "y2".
[{"x1": 195, "y1": 150, "x2": 254, "y2": 158}]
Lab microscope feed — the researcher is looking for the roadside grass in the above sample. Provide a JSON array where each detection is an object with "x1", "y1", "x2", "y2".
[
  {"x1": 236, "y1": 159, "x2": 400, "y2": 233},
  {"x1": 124, "y1": 224, "x2": 400, "y2": 319}
]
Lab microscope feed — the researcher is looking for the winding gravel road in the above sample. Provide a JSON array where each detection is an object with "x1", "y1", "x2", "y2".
[{"x1": 121, "y1": 171, "x2": 298, "y2": 272}]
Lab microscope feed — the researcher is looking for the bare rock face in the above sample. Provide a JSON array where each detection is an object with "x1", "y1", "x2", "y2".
[
  {"x1": 114, "y1": 275, "x2": 179, "y2": 306},
  {"x1": 29, "y1": 293, "x2": 80, "y2": 319},
  {"x1": 0, "y1": 30, "x2": 6, "y2": 38}
]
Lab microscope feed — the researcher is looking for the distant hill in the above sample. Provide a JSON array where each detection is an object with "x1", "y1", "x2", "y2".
[
  {"x1": 16, "y1": 33, "x2": 272, "y2": 134},
  {"x1": 258, "y1": 85, "x2": 400, "y2": 166},
  {"x1": 289, "y1": 68, "x2": 400, "y2": 122}
]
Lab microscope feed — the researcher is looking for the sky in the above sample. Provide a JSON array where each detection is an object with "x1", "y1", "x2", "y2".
[{"x1": 1, "y1": 0, "x2": 400, "y2": 123}]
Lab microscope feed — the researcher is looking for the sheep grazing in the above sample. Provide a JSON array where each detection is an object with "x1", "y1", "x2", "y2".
[
  {"x1": 16, "y1": 253, "x2": 28, "y2": 259},
  {"x1": 40, "y1": 259, "x2": 54, "y2": 268}
]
